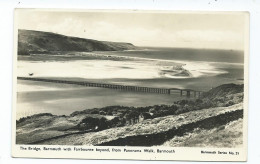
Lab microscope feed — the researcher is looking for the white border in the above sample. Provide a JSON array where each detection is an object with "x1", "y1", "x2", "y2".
[
  {"x1": 1, "y1": 0, "x2": 259, "y2": 164},
  {"x1": 12, "y1": 8, "x2": 249, "y2": 162}
]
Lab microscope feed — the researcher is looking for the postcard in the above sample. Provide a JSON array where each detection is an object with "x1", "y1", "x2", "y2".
[{"x1": 12, "y1": 9, "x2": 249, "y2": 161}]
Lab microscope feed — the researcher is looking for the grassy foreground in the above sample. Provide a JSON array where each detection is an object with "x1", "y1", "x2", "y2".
[{"x1": 16, "y1": 83, "x2": 244, "y2": 147}]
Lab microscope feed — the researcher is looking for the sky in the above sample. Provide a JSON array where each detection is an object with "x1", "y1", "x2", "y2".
[{"x1": 15, "y1": 9, "x2": 248, "y2": 50}]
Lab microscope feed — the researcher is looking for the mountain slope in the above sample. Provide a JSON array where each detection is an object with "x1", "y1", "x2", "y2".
[
  {"x1": 18, "y1": 29, "x2": 137, "y2": 55},
  {"x1": 202, "y1": 83, "x2": 244, "y2": 99}
]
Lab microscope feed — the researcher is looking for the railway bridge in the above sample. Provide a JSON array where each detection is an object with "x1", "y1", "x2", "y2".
[{"x1": 17, "y1": 77, "x2": 204, "y2": 98}]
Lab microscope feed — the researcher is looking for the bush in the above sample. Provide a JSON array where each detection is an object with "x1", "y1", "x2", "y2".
[
  {"x1": 90, "y1": 110, "x2": 99, "y2": 114},
  {"x1": 178, "y1": 100, "x2": 189, "y2": 106},
  {"x1": 225, "y1": 101, "x2": 234, "y2": 107},
  {"x1": 125, "y1": 111, "x2": 139, "y2": 119},
  {"x1": 195, "y1": 99, "x2": 203, "y2": 104},
  {"x1": 99, "y1": 111, "x2": 106, "y2": 115},
  {"x1": 77, "y1": 116, "x2": 108, "y2": 130}
]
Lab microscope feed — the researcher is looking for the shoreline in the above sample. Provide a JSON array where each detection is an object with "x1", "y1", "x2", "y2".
[
  {"x1": 17, "y1": 53, "x2": 194, "y2": 80},
  {"x1": 18, "y1": 51, "x2": 241, "y2": 80}
]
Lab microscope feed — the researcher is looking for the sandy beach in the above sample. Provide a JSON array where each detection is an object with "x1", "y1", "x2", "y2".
[{"x1": 16, "y1": 49, "x2": 244, "y2": 119}]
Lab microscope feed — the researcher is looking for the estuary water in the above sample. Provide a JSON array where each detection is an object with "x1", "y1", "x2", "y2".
[{"x1": 16, "y1": 48, "x2": 244, "y2": 119}]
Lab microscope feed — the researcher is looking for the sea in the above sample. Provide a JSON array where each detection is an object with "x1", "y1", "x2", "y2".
[{"x1": 16, "y1": 47, "x2": 244, "y2": 119}]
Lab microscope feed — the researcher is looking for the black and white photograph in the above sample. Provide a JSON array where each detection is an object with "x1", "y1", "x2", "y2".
[{"x1": 12, "y1": 9, "x2": 249, "y2": 161}]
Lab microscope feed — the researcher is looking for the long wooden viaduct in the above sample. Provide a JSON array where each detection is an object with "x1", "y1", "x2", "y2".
[{"x1": 17, "y1": 77, "x2": 204, "y2": 98}]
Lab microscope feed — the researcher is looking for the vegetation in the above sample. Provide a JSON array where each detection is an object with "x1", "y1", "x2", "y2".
[
  {"x1": 18, "y1": 29, "x2": 137, "y2": 55},
  {"x1": 16, "y1": 113, "x2": 54, "y2": 125},
  {"x1": 37, "y1": 103, "x2": 243, "y2": 146},
  {"x1": 163, "y1": 118, "x2": 243, "y2": 148},
  {"x1": 67, "y1": 83, "x2": 244, "y2": 129},
  {"x1": 16, "y1": 83, "x2": 244, "y2": 145}
]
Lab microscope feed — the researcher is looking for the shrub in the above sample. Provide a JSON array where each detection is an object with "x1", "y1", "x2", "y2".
[
  {"x1": 90, "y1": 110, "x2": 99, "y2": 114},
  {"x1": 77, "y1": 116, "x2": 108, "y2": 131},
  {"x1": 99, "y1": 111, "x2": 106, "y2": 115},
  {"x1": 178, "y1": 100, "x2": 189, "y2": 106}
]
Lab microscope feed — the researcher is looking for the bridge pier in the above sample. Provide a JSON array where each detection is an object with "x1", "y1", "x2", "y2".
[
  {"x1": 17, "y1": 77, "x2": 204, "y2": 96},
  {"x1": 187, "y1": 91, "x2": 190, "y2": 97}
]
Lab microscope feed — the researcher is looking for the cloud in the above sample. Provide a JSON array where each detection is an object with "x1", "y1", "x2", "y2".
[{"x1": 17, "y1": 10, "x2": 246, "y2": 50}]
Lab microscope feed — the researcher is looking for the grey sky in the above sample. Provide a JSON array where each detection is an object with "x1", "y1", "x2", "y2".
[{"x1": 16, "y1": 9, "x2": 247, "y2": 50}]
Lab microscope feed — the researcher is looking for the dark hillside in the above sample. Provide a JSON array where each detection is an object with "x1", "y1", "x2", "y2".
[
  {"x1": 202, "y1": 83, "x2": 244, "y2": 99},
  {"x1": 18, "y1": 29, "x2": 137, "y2": 55}
]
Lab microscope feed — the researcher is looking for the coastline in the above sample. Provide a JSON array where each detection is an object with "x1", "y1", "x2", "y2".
[{"x1": 18, "y1": 50, "x2": 242, "y2": 80}]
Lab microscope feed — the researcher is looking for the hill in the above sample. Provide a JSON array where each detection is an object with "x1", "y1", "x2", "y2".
[
  {"x1": 18, "y1": 29, "x2": 137, "y2": 55},
  {"x1": 202, "y1": 83, "x2": 244, "y2": 99}
]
